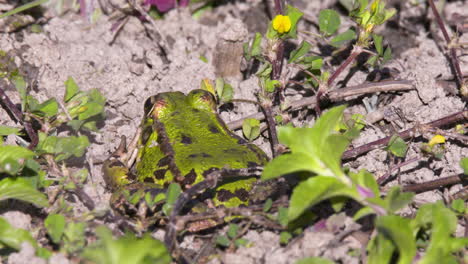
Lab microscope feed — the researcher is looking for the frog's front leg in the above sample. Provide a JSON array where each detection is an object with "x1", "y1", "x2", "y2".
[{"x1": 103, "y1": 132, "x2": 165, "y2": 221}]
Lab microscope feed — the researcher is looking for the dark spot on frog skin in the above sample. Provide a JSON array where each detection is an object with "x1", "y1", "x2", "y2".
[
  {"x1": 181, "y1": 134, "x2": 193, "y2": 145},
  {"x1": 216, "y1": 189, "x2": 236, "y2": 202},
  {"x1": 153, "y1": 169, "x2": 167, "y2": 180},
  {"x1": 108, "y1": 160, "x2": 125, "y2": 168},
  {"x1": 181, "y1": 169, "x2": 197, "y2": 186},
  {"x1": 171, "y1": 111, "x2": 180, "y2": 116},
  {"x1": 157, "y1": 156, "x2": 171, "y2": 167},
  {"x1": 189, "y1": 153, "x2": 212, "y2": 158},
  {"x1": 247, "y1": 161, "x2": 259, "y2": 168},
  {"x1": 201, "y1": 153, "x2": 212, "y2": 158},
  {"x1": 192, "y1": 109, "x2": 200, "y2": 113},
  {"x1": 144, "y1": 177, "x2": 155, "y2": 183},
  {"x1": 208, "y1": 125, "x2": 220, "y2": 134},
  {"x1": 234, "y1": 189, "x2": 249, "y2": 202}
]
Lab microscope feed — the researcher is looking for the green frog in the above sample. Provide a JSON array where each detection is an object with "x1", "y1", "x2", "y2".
[{"x1": 103, "y1": 89, "x2": 270, "y2": 226}]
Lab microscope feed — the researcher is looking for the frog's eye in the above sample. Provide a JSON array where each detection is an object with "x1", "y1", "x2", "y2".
[
  {"x1": 188, "y1": 89, "x2": 217, "y2": 113},
  {"x1": 144, "y1": 94, "x2": 171, "y2": 119}
]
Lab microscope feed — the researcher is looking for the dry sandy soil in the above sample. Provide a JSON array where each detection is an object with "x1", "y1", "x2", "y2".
[{"x1": 0, "y1": 0, "x2": 467, "y2": 263}]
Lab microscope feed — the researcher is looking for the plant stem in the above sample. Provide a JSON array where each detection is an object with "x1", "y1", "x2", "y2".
[
  {"x1": 401, "y1": 174, "x2": 466, "y2": 194},
  {"x1": 228, "y1": 80, "x2": 414, "y2": 130},
  {"x1": 427, "y1": 0, "x2": 464, "y2": 88},
  {"x1": 0, "y1": 0, "x2": 48, "y2": 19},
  {"x1": 327, "y1": 45, "x2": 363, "y2": 87},
  {"x1": 0, "y1": 86, "x2": 38, "y2": 149},
  {"x1": 342, "y1": 110, "x2": 467, "y2": 160}
]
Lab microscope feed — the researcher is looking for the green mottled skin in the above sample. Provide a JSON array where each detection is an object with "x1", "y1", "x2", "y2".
[{"x1": 105, "y1": 89, "x2": 268, "y2": 208}]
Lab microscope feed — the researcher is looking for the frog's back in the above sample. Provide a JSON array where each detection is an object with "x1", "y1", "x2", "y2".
[{"x1": 135, "y1": 90, "x2": 267, "y2": 187}]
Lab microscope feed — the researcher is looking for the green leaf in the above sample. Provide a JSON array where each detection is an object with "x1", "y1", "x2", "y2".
[
  {"x1": 0, "y1": 145, "x2": 35, "y2": 175},
  {"x1": 450, "y1": 199, "x2": 465, "y2": 214},
  {"x1": 0, "y1": 125, "x2": 21, "y2": 136},
  {"x1": 373, "y1": 34, "x2": 383, "y2": 55},
  {"x1": 295, "y1": 257, "x2": 335, "y2": 264},
  {"x1": 215, "y1": 78, "x2": 234, "y2": 103},
  {"x1": 383, "y1": 187, "x2": 414, "y2": 213},
  {"x1": 375, "y1": 215, "x2": 416, "y2": 264},
  {"x1": 162, "y1": 183, "x2": 182, "y2": 216},
  {"x1": 366, "y1": 55, "x2": 378, "y2": 66},
  {"x1": 0, "y1": 217, "x2": 38, "y2": 251},
  {"x1": 227, "y1": 224, "x2": 239, "y2": 239},
  {"x1": 36, "y1": 134, "x2": 90, "y2": 161},
  {"x1": 63, "y1": 222, "x2": 86, "y2": 254},
  {"x1": 82, "y1": 226, "x2": 171, "y2": 264},
  {"x1": 367, "y1": 229, "x2": 395, "y2": 264},
  {"x1": 459, "y1": 157, "x2": 468, "y2": 175},
  {"x1": 319, "y1": 9, "x2": 341, "y2": 35},
  {"x1": 386, "y1": 135, "x2": 407, "y2": 157},
  {"x1": 250, "y1": 32, "x2": 263, "y2": 58},
  {"x1": 382, "y1": 46, "x2": 392, "y2": 64},
  {"x1": 32, "y1": 98, "x2": 59, "y2": 117},
  {"x1": 264, "y1": 79, "x2": 280, "y2": 93},
  {"x1": 302, "y1": 56, "x2": 323, "y2": 70},
  {"x1": 78, "y1": 102, "x2": 104, "y2": 120},
  {"x1": 263, "y1": 198, "x2": 273, "y2": 212},
  {"x1": 234, "y1": 238, "x2": 249, "y2": 247},
  {"x1": 279, "y1": 231, "x2": 292, "y2": 245},
  {"x1": 11, "y1": 74, "x2": 27, "y2": 110},
  {"x1": 289, "y1": 41, "x2": 312, "y2": 63},
  {"x1": 215, "y1": 235, "x2": 231, "y2": 247},
  {"x1": 330, "y1": 29, "x2": 356, "y2": 47},
  {"x1": 0, "y1": 178, "x2": 48, "y2": 208},
  {"x1": 289, "y1": 176, "x2": 357, "y2": 222},
  {"x1": 242, "y1": 118, "x2": 261, "y2": 141},
  {"x1": 284, "y1": 5, "x2": 304, "y2": 39},
  {"x1": 262, "y1": 106, "x2": 350, "y2": 181},
  {"x1": 277, "y1": 207, "x2": 288, "y2": 227},
  {"x1": 64, "y1": 77, "x2": 80, "y2": 102},
  {"x1": 45, "y1": 214, "x2": 66, "y2": 244}
]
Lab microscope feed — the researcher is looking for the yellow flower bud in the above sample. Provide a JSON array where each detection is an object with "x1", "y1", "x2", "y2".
[
  {"x1": 428, "y1": 134, "x2": 446, "y2": 147},
  {"x1": 272, "y1": 15, "x2": 292, "y2": 34}
]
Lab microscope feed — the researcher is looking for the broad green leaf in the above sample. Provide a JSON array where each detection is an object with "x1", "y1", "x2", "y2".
[
  {"x1": 349, "y1": 170, "x2": 379, "y2": 196},
  {"x1": 242, "y1": 118, "x2": 261, "y2": 141},
  {"x1": 373, "y1": 34, "x2": 383, "y2": 55},
  {"x1": 64, "y1": 77, "x2": 79, "y2": 102},
  {"x1": 63, "y1": 222, "x2": 86, "y2": 254},
  {"x1": 353, "y1": 206, "x2": 374, "y2": 221},
  {"x1": 386, "y1": 135, "x2": 407, "y2": 157},
  {"x1": 0, "y1": 178, "x2": 48, "y2": 207},
  {"x1": 319, "y1": 9, "x2": 340, "y2": 35},
  {"x1": 284, "y1": 5, "x2": 304, "y2": 39},
  {"x1": 330, "y1": 29, "x2": 356, "y2": 47},
  {"x1": 289, "y1": 176, "x2": 357, "y2": 221},
  {"x1": 382, "y1": 46, "x2": 392, "y2": 64},
  {"x1": 375, "y1": 215, "x2": 416, "y2": 264},
  {"x1": 227, "y1": 223, "x2": 239, "y2": 239},
  {"x1": 36, "y1": 134, "x2": 90, "y2": 161},
  {"x1": 289, "y1": 41, "x2": 312, "y2": 63},
  {"x1": 383, "y1": 187, "x2": 414, "y2": 213},
  {"x1": 216, "y1": 235, "x2": 231, "y2": 247},
  {"x1": 280, "y1": 231, "x2": 292, "y2": 245},
  {"x1": 32, "y1": 98, "x2": 59, "y2": 117},
  {"x1": 215, "y1": 78, "x2": 234, "y2": 103},
  {"x1": 296, "y1": 257, "x2": 335, "y2": 264},
  {"x1": 460, "y1": 157, "x2": 468, "y2": 175},
  {"x1": 450, "y1": 199, "x2": 465, "y2": 214},
  {"x1": 234, "y1": 238, "x2": 249, "y2": 247},
  {"x1": 78, "y1": 102, "x2": 104, "y2": 120},
  {"x1": 302, "y1": 56, "x2": 323, "y2": 70},
  {"x1": 0, "y1": 125, "x2": 21, "y2": 136},
  {"x1": 0, "y1": 145, "x2": 35, "y2": 175},
  {"x1": 264, "y1": 79, "x2": 280, "y2": 93},
  {"x1": 82, "y1": 226, "x2": 171, "y2": 264},
  {"x1": 366, "y1": 55, "x2": 378, "y2": 66},
  {"x1": 367, "y1": 230, "x2": 395, "y2": 264},
  {"x1": 277, "y1": 207, "x2": 288, "y2": 227},
  {"x1": 0, "y1": 217, "x2": 38, "y2": 250},
  {"x1": 11, "y1": 75, "x2": 27, "y2": 110},
  {"x1": 250, "y1": 32, "x2": 262, "y2": 58},
  {"x1": 162, "y1": 183, "x2": 182, "y2": 216},
  {"x1": 262, "y1": 153, "x2": 328, "y2": 180},
  {"x1": 45, "y1": 214, "x2": 66, "y2": 244}
]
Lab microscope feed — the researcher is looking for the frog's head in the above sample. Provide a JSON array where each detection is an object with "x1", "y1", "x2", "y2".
[{"x1": 144, "y1": 90, "x2": 217, "y2": 121}]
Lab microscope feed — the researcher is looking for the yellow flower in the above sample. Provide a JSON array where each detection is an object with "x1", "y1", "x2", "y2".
[
  {"x1": 428, "y1": 134, "x2": 446, "y2": 147},
  {"x1": 272, "y1": 15, "x2": 291, "y2": 34}
]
